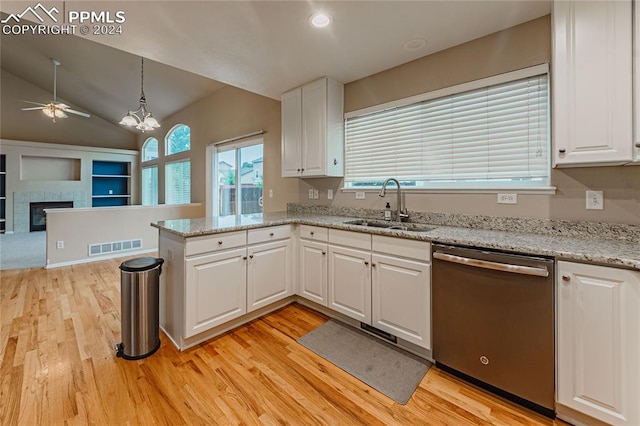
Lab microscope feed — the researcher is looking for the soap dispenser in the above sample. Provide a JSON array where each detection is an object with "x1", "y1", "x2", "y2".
[{"x1": 384, "y1": 202, "x2": 392, "y2": 221}]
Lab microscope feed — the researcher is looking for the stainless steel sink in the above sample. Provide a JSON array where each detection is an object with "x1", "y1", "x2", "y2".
[{"x1": 343, "y1": 219, "x2": 436, "y2": 233}]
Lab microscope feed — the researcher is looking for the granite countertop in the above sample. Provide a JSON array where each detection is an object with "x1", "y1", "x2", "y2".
[{"x1": 152, "y1": 211, "x2": 640, "y2": 271}]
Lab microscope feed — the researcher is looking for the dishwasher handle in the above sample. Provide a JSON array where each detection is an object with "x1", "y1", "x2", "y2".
[{"x1": 433, "y1": 252, "x2": 550, "y2": 277}]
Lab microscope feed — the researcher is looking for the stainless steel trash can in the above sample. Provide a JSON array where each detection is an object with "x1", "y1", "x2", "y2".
[{"x1": 115, "y1": 257, "x2": 164, "y2": 360}]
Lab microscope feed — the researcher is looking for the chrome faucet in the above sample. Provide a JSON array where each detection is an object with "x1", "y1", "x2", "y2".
[{"x1": 378, "y1": 178, "x2": 409, "y2": 222}]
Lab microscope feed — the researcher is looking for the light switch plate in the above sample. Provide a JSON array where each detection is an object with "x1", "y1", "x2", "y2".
[
  {"x1": 355, "y1": 192, "x2": 365, "y2": 199},
  {"x1": 586, "y1": 190, "x2": 604, "y2": 210},
  {"x1": 308, "y1": 189, "x2": 314, "y2": 199},
  {"x1": 313, "y1": 189, "x2": 319, "y2": 200}
]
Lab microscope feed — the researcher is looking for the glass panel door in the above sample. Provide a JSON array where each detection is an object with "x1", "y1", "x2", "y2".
[{"x1": 214, "y1": 140, "x2": 263, "y2": 217}]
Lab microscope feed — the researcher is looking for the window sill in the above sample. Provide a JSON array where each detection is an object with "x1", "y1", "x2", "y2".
[{"x1": 340, "y1": 186, "x2": 557, "y2": 195}]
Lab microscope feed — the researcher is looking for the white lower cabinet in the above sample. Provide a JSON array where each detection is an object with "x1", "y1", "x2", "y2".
[
  {"x1": 371, "y1": 253, "x2": 431, "y2": 349},
  {"x1": 185, "y1": 247, "x2": 247, "y2": 338},
  {"x1": 247, "y1": 239, "x2": 292, "y2": 312},
  {"x1": 299, "y1": 239, "x2": 328, "y2": 306},
  {"x1": 557, "y1": 261, "x2": 640, "y2": 425},
  {"x1": 326, "y1": 229, "x2": 431, "y2": 350},
  {"x1": 328, "y1": 244, "x2": 372, "y2": 323}
]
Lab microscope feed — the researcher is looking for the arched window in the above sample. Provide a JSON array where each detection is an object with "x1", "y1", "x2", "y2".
[
  {"x1": 142, "y1": 137, "x2": 158, "y2": 162},
  {"x1": 165, "y1": 124, "x2": 190, "y2": 156}
]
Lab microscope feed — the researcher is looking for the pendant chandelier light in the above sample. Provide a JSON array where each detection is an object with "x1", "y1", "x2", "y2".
[{"x1": 119, "y1": 57, "x2": 160, "y2": 131}]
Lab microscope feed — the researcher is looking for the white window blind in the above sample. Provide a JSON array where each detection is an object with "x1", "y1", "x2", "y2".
[
  {"x1": 141, "y1": 166, "x2": 158, "y2": 205},
  {"x1": 166, "y1": 160, "x2": 191, "y2": 205},
  {"x1": 345, "y1": 72, "x2": 549, "y2": 188}
]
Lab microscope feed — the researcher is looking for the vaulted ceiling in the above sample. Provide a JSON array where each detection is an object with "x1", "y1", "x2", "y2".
[{"x1": 0, "y1": 1, "x2": 551, "y2": 130}]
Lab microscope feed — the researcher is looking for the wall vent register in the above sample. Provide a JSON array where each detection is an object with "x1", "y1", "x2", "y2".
[{"x1": 88, "y1": 238, "x2": 142, "y2": 256}]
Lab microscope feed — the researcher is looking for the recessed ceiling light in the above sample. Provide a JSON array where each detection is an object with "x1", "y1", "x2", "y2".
[
  {"x1": 309, "y1": 13, "x2": 332, "y2": 28},
  {"x1": 403, "y1": 38, "x2": 427, "y2": 51}
]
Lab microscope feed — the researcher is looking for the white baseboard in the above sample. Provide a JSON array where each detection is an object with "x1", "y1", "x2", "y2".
[{"x1": 45, "y1": 248, "x2": 158, "y2": 269}]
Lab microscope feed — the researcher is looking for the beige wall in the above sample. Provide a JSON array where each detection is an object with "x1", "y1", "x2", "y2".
[
  {"x1": 137, "y1": 85, "x2": 298, "y2": 213},
  {"x1": 0, "y1": 70, "x2": 136, "y2": 149},
  {"x1": 45, "y1": 203, "x2": 204, "y2": 267},
  {"x1": 297, "y1": 15, "x2": 640, "y2": 225}
]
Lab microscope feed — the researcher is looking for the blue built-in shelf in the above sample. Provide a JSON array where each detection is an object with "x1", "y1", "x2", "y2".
[{"x1": 91, "y1": 161, "x2": 131, "y2": 208}]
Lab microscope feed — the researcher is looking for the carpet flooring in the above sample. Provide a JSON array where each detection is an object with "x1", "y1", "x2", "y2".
[
  {"x1": 297, "y1": 319, "x2": 431, "y2": 404},
  {"x1": 0, "y1": 231, "x2": 46, "y2": 270}
]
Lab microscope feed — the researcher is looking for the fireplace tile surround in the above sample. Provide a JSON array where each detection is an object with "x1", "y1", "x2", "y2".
[{"x1": 13, "y1": 191, "x2": 86, "y2": 233}]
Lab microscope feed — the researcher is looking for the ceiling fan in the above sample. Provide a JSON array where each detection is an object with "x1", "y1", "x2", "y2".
[{"x1": 21, "y1": 59, "x2": 91, "y2": 122}]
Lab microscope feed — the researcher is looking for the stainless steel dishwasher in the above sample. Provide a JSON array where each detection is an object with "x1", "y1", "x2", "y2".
[{"x1": 432, "y1": 243, "x2": 555, "y2": 417}]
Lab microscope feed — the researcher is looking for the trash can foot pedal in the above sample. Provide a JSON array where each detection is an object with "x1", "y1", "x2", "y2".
[{"x1": 114, "y1": 340, "x2": 160, "y2": 361}]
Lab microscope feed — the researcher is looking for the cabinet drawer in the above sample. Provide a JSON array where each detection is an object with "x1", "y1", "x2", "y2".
[
  {"x1": 329, "y1": 229, "x2": 371, "y2": 250},
  {"x1": 248, "y1": 225, "x2": 291, "y2": 245},
  {"x1": 299, "y1": 225, "x2": 328, "y2": 242},
  {"x1": 373, "y1": 235, "x2": 431, "y2": 261},
  {"x1": 185, "y1": 231, "x2": 247, "y2": 256}
]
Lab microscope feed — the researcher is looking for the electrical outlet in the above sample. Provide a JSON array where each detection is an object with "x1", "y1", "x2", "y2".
[
  {"x1": 313, "y1": 189, "x2": 319, "y2": 200},
  {"x1": 586, "y1": 190, "x2": 604, "y2": 210},
  {"x1": 268, "y1": 189, "x2": 273, "y2": 198},
  {"x1": 497, "y1": 193, "x2": 518, "y2": 204},
  {"x1": 355, "y1": 192, "x2": 365, "y2": 199},
  {"x1": 308, "y1": 189, "x2": 314, "y2": 199},
  {"x1": 56, "y1": 240, "x2": 64, "y2": 249},
  {"x1": 327, "y1": 189, "x2": 333, "y2": 200}
]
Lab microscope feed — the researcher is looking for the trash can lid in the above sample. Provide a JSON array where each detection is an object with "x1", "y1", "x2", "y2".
[{"x1": 119, "y1": 257, "x2": 164, "y2": 272}]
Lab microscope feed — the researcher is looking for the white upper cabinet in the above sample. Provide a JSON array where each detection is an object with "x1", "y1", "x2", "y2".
[
  {"x1": 553, "y1": 0, "x2": 633, "y2": 167},
  {"x1": 281, "y1": 77, "x2": 344, "y2": 177}
]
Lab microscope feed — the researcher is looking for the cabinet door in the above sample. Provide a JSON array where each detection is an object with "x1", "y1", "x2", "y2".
[
  {"x1": 553, "y1": 0, "x2": 633, "y2": 166},
  {"x1": 328, "y1": 245, "x2": 371, "y2": 323},
  {"x1": 557, "y1": 261, "x2": 640, "y2": 425},
  {"x1": 281, "y1": 87, "x2": 302, "y2": 177},
  {"x1": 184, "y1": 248, "x2": 247, "y2": 338},
  {"x1": 371, "y1": 254, "x2": 431, "y2": 349},
  {"x1": 247, "y1": 239, "x2": 292, "y2": 312},
  {"x1": 301, "y1": 78, "x2": 327, "y2": 176},
  {"x1": 299, "y1": 239, "x2": 328, "y2": 306}
]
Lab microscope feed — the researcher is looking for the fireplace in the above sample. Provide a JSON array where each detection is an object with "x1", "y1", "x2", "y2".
[{"x1": 29, "y1": 201, "x2": 73, "y2": 232}]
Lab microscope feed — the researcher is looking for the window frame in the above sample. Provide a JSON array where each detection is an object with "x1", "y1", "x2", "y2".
[
  {"x1": 206, "y1": 136, "x2": 264, "y2": 217},
  {"x1": 141, "y1": 165, "x2": 159, "y2": 205},
  {"x1": 342, "y1": 63, "x2": 555, "y2": 195},
  {"x1": 141, "y1": 137, "x2": 159, "y2": 162},
  {"x1": 165, "y1": 124, "x2": 191, "y2": 157},
  {"x1": 165, "y1": 159, "x2": 191, "y2": 205}
]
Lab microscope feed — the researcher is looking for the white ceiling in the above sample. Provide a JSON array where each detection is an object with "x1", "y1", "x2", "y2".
[{"x1": 1, "y1": 0, "x2": 551, "y2": 129}]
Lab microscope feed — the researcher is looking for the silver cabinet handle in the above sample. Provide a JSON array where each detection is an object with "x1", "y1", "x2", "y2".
[
  {"x1": 561, "y1": 274, "x2": 571, "y2": 282},
  {"x1": 249, "y1": 254, "x2": 254, "y2": 259},
  {"x1": 218, "y1": 240, "x2": 223, "y2": 245},
  {"x1": 310, "y1": 231, "x2": 315, "y2": 236},
  {"x1": 558, "y1": 148, "x2": 566, "y2": 153},
  {"x1": 242, "y1": 255, "x2": 247, "y2": 260},
  {"x1": 635, "y1": 142, "x2": 640, "y2": 148},
  {"x1": 372, "y1": 263, "x2": 377, "y2": 267},
  {"x1": 433, "y1": 252, "x2": 549, "y2": 277},
  {"x1": 364, "y1": 261, "x2": 369, "y2": 266},
  {"x1": 269, "y1": 232, "x2": 274, "y2": 237},
  {"x1": 321, "y1": 251, "x2": 326, "y2": 255}
]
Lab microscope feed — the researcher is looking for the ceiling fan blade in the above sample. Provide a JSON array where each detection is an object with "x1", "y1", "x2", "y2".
[
  {"x1": 65, "y1": 109, "x2": 91, "y2": 118},
  {"x1": 55, "y1": 103, "x2": 70, "y2": 109},
  {"x1": 21, "y1": 100, "x2": 48, "y2": 106},
  {"x1": 21, "y1": 107, "x2": 45, "y2": 111}
]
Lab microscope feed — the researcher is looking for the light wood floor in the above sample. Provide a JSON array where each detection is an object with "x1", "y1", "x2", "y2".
[{"x1": 1, "y1": 257, "x2": 567, "y2": 425}]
